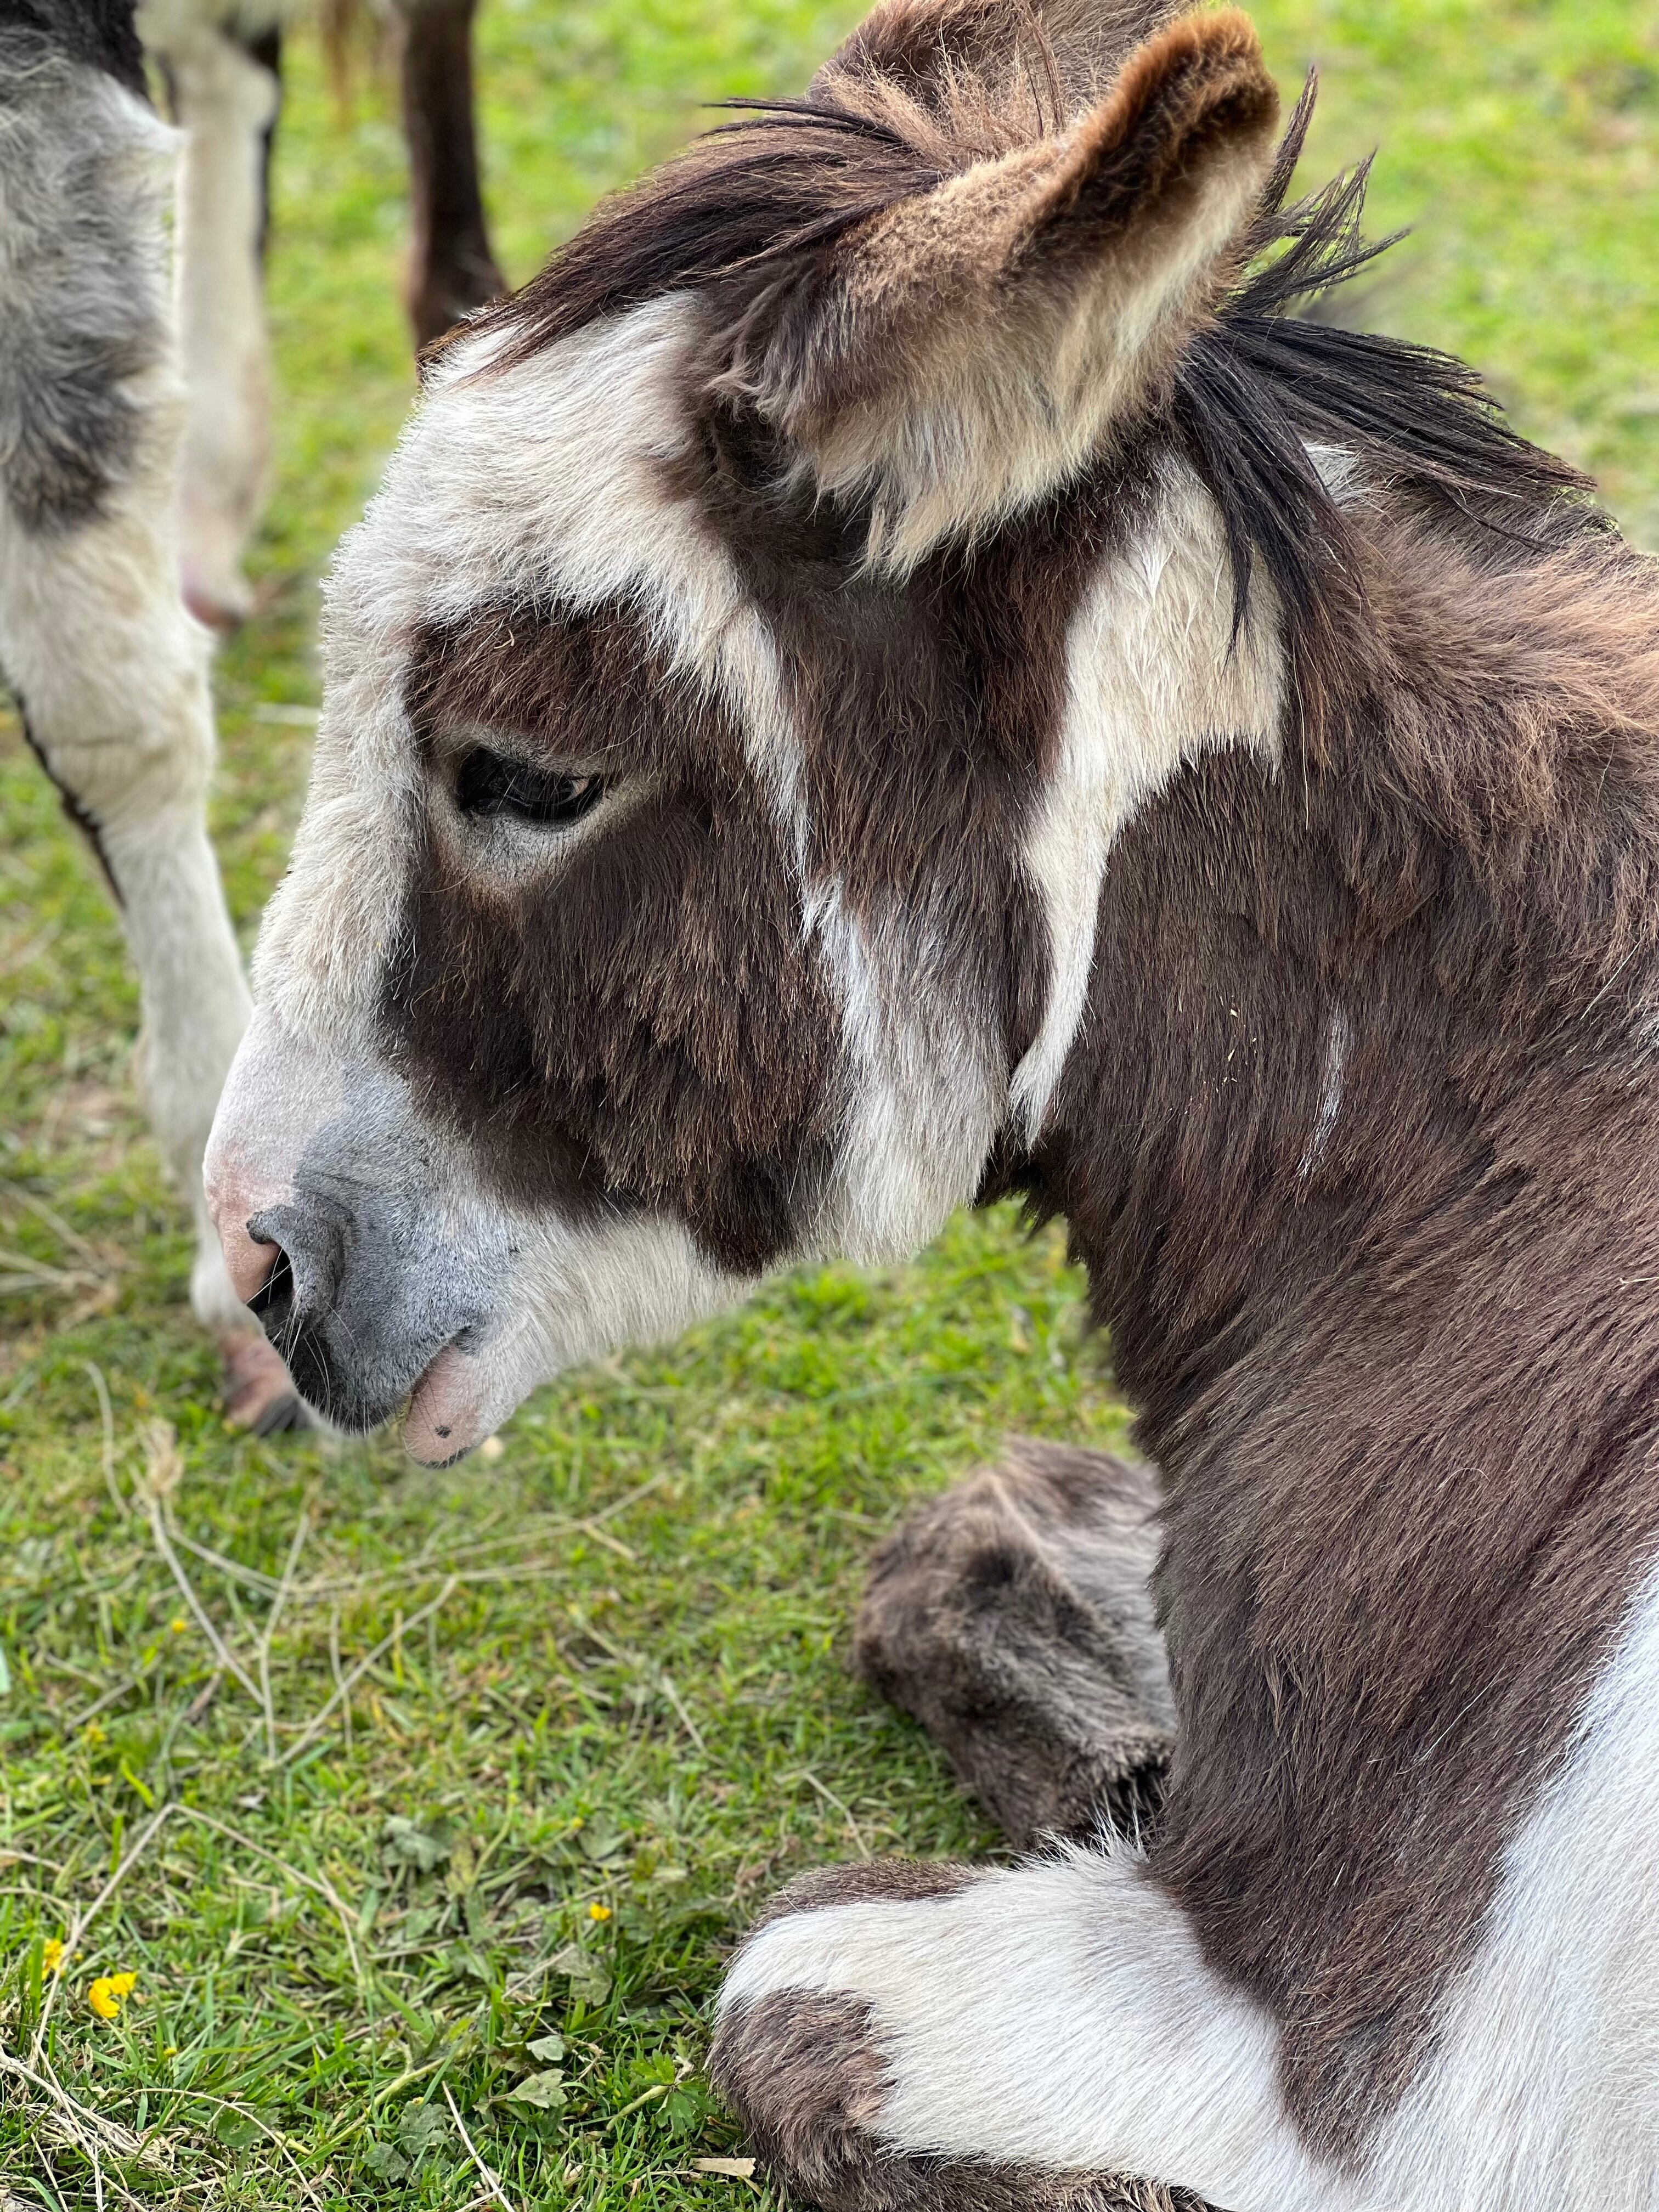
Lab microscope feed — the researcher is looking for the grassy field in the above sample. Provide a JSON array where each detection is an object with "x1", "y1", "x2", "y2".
[{"x1": 2, "y1": 0, "x2": 1657, "y2": 2202}]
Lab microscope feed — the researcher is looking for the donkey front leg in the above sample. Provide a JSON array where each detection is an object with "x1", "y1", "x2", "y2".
[
  {"x1": 714, "y1": 1446, "x2": 1325, "y2": 2212},
  {"x1": 0, "y1": 446, "x2": 297, "y2": 1431},
  {"x1": 712, "y1": 1850, "x2": 1335, "y2": 2212},
  {"x1": 142, "y1": 2, "x2": 279, "y2": 629},
  {"x1": 716, "y1": 1551, "x2": 1659, "y2": 2212}
]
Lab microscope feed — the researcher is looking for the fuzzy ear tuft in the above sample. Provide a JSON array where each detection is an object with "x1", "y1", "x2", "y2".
[
  {"x1": 812, "y1": 0, "x2": 1182, "y2": 137},
  {"x1": 729, "y1": 7, "x2": 1280, "y2": 569}
]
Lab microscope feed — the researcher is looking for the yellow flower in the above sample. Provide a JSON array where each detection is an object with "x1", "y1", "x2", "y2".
[
  {"x1": 83, "y1": 1722, "x2": 105, "y2": 1748},
  {"x1": 87, "y1": 1971, "x2": 137, "y2": 2021},
  {"x1": 163, "y1": 2045, "x2": 178, "y2": 2058},
  {"x1": 169, "y1": 1616, "x2": 188, "y2": 1635},
  {"x1": 587, "y1": 1902, "x2": 612, "y2": 1923},
  {"x1": 41, "y1": 1938, "x2": 64, "y2": 1973}
]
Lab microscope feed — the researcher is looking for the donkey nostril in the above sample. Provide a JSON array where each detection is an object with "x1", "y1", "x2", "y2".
[
  {"x1": 245, "y1": 1200, "x2": 345, "y2": 1346},
  {"x1": 248, "y1": 1245, "x2": 294, "y2": 1327}
]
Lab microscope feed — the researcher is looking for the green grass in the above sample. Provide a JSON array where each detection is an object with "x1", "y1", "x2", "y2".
[{"x1": 2, "y1": 0, "x2": 1657, "y2": 2200}]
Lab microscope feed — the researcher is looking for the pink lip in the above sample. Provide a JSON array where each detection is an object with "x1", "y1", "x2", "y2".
[{"x1": 403, "y1": 1342, "x2": 487, "y2": 1464}]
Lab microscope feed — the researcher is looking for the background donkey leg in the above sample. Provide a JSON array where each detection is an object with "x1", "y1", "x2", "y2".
[
  {"x1": 392, "y1": 0, "x2": 504, "y2": 346},
  {"x1": 3, "y1": 524, "x2": 301, "y2": 1432},
  {"x1": 0, "y1": 47, "x2": 298, "y2": 1432},
  {"x1": 142, "y1": 0, "x2": 280, "y2": 629},
  {"x1": 854, "y1": 1440, "x2": 1176, "y2": 1848}
]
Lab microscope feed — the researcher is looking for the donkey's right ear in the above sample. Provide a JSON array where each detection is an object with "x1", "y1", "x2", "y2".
[{"x1": 732, "y1": 8, "x2": 1279, "y2": 571}]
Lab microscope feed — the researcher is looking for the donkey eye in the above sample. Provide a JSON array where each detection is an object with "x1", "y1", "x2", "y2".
[{"x1": 454, "y1": 746, "x2": 606, "y2": 828}]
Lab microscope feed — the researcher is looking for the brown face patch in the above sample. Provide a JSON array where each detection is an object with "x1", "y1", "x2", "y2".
[
  {"x1": 997, "y1": 516, "x2": 1659, "y2": 2155},
  {"x1": 385, "y1": 598, "x2": 841, "y2": 1276}
]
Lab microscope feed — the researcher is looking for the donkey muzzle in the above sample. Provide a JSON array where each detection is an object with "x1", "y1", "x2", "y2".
[{"x1": 205, "y1": 1011, "x2": 512, "y2": 1436}]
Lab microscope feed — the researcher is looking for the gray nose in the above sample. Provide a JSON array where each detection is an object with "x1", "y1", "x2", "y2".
[{"x1": 239, "y1": 1184, "x2": 494, "y2": 1436}]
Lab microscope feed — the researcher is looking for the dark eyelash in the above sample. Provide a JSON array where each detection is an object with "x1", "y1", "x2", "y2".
[{"x1": 454, "y1": 747, "x2": 606, "y2": 827}]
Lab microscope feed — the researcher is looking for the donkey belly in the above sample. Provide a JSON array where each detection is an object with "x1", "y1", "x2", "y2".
[{"x1": 1363, "y1": 1554, "x2": 1659, "y2": 2209}]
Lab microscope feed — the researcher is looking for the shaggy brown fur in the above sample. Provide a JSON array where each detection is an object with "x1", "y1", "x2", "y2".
[
  {"x1": 983, "y1": 517, "x2": 1659, "y2": 2151},
  {"x1": 854, "y1": 1441, "x2": 1173, "y2": 1849}
]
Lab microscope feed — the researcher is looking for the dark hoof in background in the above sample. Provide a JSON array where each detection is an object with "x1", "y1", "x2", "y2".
[
  {"x1": 853, "y1": 1438, "x2": 1176, "y2": 1850},
  {"x1": 218, "y1": 1331, "x2": 306, "y2": 1435}
]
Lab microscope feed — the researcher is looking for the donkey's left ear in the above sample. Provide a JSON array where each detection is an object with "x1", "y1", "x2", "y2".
[{"x1": 728, "y1": 8, "x2": 1278, "y2": 569}]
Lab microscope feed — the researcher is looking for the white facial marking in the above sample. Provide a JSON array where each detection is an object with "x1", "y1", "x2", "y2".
[
  {"x1": 1011, "y1": 458, "x2": 1285, "y2": 1144},
  {"x1": 806, "y1": 881, "x2": 1007, "y2": 1266}
]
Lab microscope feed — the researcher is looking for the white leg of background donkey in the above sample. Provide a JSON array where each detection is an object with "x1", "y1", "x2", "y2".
[
  {"x1": 137, "y1": 0, "x2": 506, "y2": 630},
  {"x1": 0, "y1": 0, "x2": 299, "y2": 1430},
  {"x1": 138, "y1": 0, "x2": 281, "y2": 631}
]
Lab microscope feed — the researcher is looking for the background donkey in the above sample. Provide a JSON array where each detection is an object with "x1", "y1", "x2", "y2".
[
  {"x1": 1, "y1": 0, "x2": 299, "y2": 1430},
  {"x1": 204, "y1": 0, "x2": 1659, "y2": 2202},
  {"x1": 143, "y1": 0, "x2": 503, "y2": 627}
]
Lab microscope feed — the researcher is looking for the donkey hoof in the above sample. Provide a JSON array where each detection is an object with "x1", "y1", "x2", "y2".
[
  {"x1": 853, "y1": 1440, "x2": 1174, "y2": 1850},
  {"x1": 182, "y1": 569, "x2": 253, "y2": 635},
  {"x1": 711, "y1": 1860, "x2": 972, "y2": 2212},
  {"x1": 218, "y1": 1331, "x2": 304, "y2": 1435}
]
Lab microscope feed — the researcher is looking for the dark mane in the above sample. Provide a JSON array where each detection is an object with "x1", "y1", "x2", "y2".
[
  {"x1": 1171, "y1": 76, "x2": 1604, "y2": 736},
  {"x1": 457, "y1": 97, "x2": 947, "y2": 366},
  {"x1": 459, "y1": 58, "x2": 1604, "y2": 734}
]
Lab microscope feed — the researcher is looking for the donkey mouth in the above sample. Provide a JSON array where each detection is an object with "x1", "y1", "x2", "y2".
[{"x1": 404, "y1": 1340, "x2": 494, "y2": 1466}]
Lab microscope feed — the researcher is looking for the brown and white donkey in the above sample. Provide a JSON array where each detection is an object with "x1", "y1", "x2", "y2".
[{"x1": 204, "y1": 0, "x2": 1659, "y2": 2202}]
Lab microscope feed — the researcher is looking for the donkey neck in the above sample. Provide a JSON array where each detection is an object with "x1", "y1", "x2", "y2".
[{"x1": 1017, "y1": 504, "x2": 1659, "y2": 1470}]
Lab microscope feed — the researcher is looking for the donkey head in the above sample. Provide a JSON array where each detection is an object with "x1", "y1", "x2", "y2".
[{"x1": 206, "y1": 0, "x2": 1288, "y2": 1461}]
